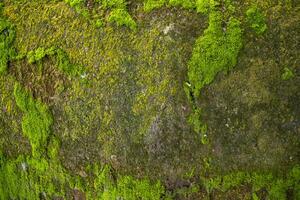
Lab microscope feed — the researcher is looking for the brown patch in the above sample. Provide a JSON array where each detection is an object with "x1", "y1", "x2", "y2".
[
  {"x1": 212, "y1": 185, "x2": 252, "y2": 200},
  {"x1": 86, "y1": 0, "x2": 94, "y2": 10},
  {"x1": 72, "y1": 189, "x2": 86, "y2": 200},
  {"x1": 52, "y1": 196, "x2": 64, "y2": 200},
  {"x1": 256, "y1": 188, "x2": 268, "y2": 200},
  {"x1": 9, "y1": 57, "x2": 68, "y2": 105},
  {"x1": 165, "y1": 178, "x2": 191, "y2": 191}
]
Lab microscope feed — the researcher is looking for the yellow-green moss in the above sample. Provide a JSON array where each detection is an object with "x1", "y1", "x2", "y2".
[
  {"x1": 64, "y1": 0, "x2": 136, "y2": 30},
  {"x1": 186, "y1": 1, "x2": 242, "y2": 141},
  {"x1": 26, "y1": 46, "x2": 85, "y2": 76},
  {"x1": 14, "y1": 82, "x2": 53, "y2": 158},
  {"x1": 246, "y1": 5, "x2": 267, "y2": 35},
  {"x1": 0, "y1": 152, "x2": 165, "y2": 200},
  {"x1": 0, "y1": 5, "x2": 15, "y2": 75},
  {"x1": 1, "y1": 0, "x2": 299, "y2": 199},
  {"x1": 187, "y1": 11, "x2": 242, "y2": 97},
  {"x1": 281, "y1": 67, "x2": 294, "y2": 80},
  {"x1": 200, "y1": 166, "x2": 300, "y2": 200},
  {"x1": 143, "y1": 0, "x2": 212, "y2": 13}
]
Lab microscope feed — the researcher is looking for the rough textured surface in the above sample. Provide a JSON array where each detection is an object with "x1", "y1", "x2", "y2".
[{"x1": 0, "y1": 0, "x2": 299, "y2": 199}]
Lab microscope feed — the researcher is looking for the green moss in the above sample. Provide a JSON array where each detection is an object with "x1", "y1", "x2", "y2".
[
  {"x1": 168, "y1": 0, "x2": 196, "y2": 10},
  {"x1": 251, "y1": 172, "x2": 273, "y2": 191},
  {"x1": 0, "y1": 154, "x2": 36, "y2": 200},
  {"x1": 56, "y1": 48, "x2": 85, "y2": 76},
  {"x1": 195, "y1": 0, "x2": 212, "y2": 14},
  {"x1": 143, "y1": 0, "x2": 213, "y2": 13},
  {"x1": 14, "y1": 82, "x2": 53, "y2": 158},
  {"x1": 2, "y1": 0, "x2": 299, "y2": 199},
  {"x1": 0, "y1": 151, "x2": 74, "y2": 199},
  {"x1": 0, "y1": 12, "x2": 16, "y2": 75},
  {"x1": 268, "y1": 179, "x2": 287, "y2": 200},
  {"x1": 64, "y1": 0, "x2": 136, "y2": 30},
  {"x1": 221, "y1": 172, "x2": 250, "y2": 191},
  {"x1": 2, "y1": 27, "x2": 166, "y2": 197},
  {"x1": 108, "y1": 8, "x2": 137, "y2": 31},
  {"x1": 186, "y1": 3, "x2": 242, "y2": 138},
  {"x1": 65, "y1": 0, "x2": 85, "y2": 8},
  {"x1": 116, "y1": 176, "x2": 164, "y2": 199},
  {"x1": 200, "y1": 166, "x2": 300, "y2": 200},
  {"x1": 187, "y1": 11, "x2": 243, "y2": 97},
  {"x1": 47, "y1": 136, "x2": 60, "y2": 160},
  {"x1": 288, "y1": 167, "x2": 300, "y2": 199},
  {"x1": 200, "y1": 176, "x2": 222, "y2": 194},
  {"x1": 86, "y1": 164, "x2": 164, "y2": 199},
  {"x1": 27, "y1": 46, "x2": 84, "y2": 76},
  {"x1": 11, "y1": 80, "x2": 159, "y2": 199},
  {"x1": 99, "y1": 0, "x2": 127, "y2": 9},
  {"x1": 246, "y1": 5, "x2": 267, "y2": 35},
  {"x1": 187, "y1": 106, "x2": 208, "y2": 144},
  {"x1": 1, "y1": 140, "x2": 164, "y2": 200},
  {"x1": 27, "y1": 46, "x2": 56, "y2": 64},
  {"x1": 64, "y1": 0, "x2": 90, "y2": 19},
  {"x1": 0, "y1": 152, "x2": 65, "y2": 199},
  {"x1": 281, "y1": 67, "x2": 294, "y2": 80},
  {"x1": 144, "y1": 0, "x2": 167, "y2": 12},
  {"x1": 4, "y1": 157, "x2": 164, "y2": 200},
  {"x1": 95, "y1": 19, "x2": 104, "y2": 28}
]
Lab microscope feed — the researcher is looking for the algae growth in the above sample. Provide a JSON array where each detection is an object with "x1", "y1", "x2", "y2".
[{"x1": 0, "y1": 0, "x2": 299, "y2": 199}]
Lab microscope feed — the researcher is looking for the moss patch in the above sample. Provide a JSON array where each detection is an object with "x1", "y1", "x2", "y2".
[
  {"x1": 64, "y1": 0, "x2": 136, "y2": 30},
  {"x1": 246, "y1": 5, "x2": 267, "y2": 35},
  {"x1": 14, "y1": 82, "x2": 53, "y2": 158},
  {"x1": 0, "y1": 3, "x2": 15, "y2": 75},
  {"x1": 281, "y1": 67, "x2": 294, "y2": 80}
]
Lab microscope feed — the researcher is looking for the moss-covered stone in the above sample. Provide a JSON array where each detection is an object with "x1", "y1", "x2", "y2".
[{"x1": 0, "y1": 0, "x2": 299, "y2": 199}]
